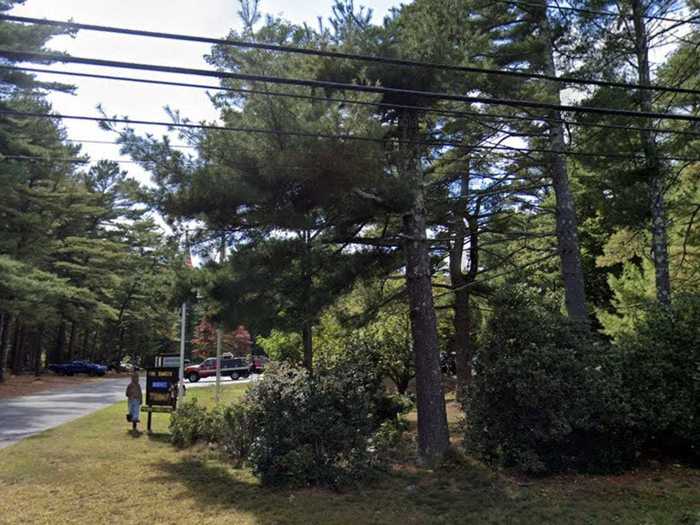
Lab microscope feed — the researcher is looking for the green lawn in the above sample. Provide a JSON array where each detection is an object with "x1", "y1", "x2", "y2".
[{"x1": 0, "y1": 385, "x2": 698, "y2": 524}]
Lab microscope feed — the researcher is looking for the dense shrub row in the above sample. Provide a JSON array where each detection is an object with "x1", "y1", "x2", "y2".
[
  {"x1": 170, "y1": 288, "x2": 697, "y2": 480},
  {"x1": 618, "y1": 294, "x2": 699, "y2": 461},
  {"x1": 465, "y1": 287, "x2": 699, "y2": 474},
  {"x1": 169, "y1": 353, "x2": 409, "y2": 488}
]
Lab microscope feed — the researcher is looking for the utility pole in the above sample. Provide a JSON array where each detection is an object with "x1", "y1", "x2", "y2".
[
  {"x1": 178, "y1": 232, "x2": 193, "y2": 405},
  {"x1": 178, "y1": 302, "x2": 186, "y2": 404},
  {"x1": 215, "y1": 233, "x2": 226, "y2": 404}
]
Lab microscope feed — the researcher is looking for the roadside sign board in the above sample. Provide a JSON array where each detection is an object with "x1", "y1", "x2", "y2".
[
  {"x1": 145, "y1": 368, "x2": 178, "y2": 408},
  {"x1": 154, "y1": 354, "x2": 181, "y2": 369}
]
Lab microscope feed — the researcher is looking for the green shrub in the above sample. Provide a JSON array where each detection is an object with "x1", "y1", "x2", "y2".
[
  {"x1": 465, "y1": 285, "x2": 636, "y2": 474},
  {"x1": 169, "y1": 399, "x2": 226, "y2": 448},
  {"x1": 244, "y1": 359, "x2": 388, "y2": 488},
  {"x1": 169, "y1": 399, "x2": 209, "y2": 448},
  {"x1": 219, "y1": 402, "x2": 255, "y2": 467},
  {"x1": 618, "y1": 294, "x2": 700, "y2": 462}
]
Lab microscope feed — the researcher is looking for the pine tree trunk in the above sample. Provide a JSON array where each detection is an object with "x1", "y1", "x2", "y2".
[
  {"x1": 33, "y1": 327, "x2": 44, "y2": 377},
  {"x1": 631, "y1": 0, "x2": 671, "y2": 305},
  {"x1": 400, "y1": 110, "x2": 450, "y2": 463},
  {"x1": 67, "y1": 322, "x2": 77, "y2": 360},
  {"x1": 542, "y1": 25, "x2": 590, "y2": 324},
  {"x1": 51, "y1": 321, "x2": 66, "y2": 365},
  {"x1": 452, "y1": 288, "x2": 471, "y2": 397},
  {"x1": 448, "y1": 167, "x2": 475, "y2": 401},
  {"x1": 302, "y1": 321, "x2": 313, "y2": 371},
  {"x1": 301, "y1": 228, "x2": 314, "y2": 372},
  {"x1": 116, "y1": 326, "x2": 125, "y2": 363},
  {"x1": 11, "y1": 322, "x2": 24, "y2": 373},
  {"x1": 90, "y1": 330, "x2": 99, "y2": 361},
  {"x1": 0, "y1": 313, "x2": 9, "y2": 382},
  {"x1": 81, "y1": 328, "x2": 90, "y2": 359}
]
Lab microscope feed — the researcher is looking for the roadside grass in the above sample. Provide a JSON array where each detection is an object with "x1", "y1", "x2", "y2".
[{"x1": 0, "y1": 384, "x2": 698, "y2": 525}]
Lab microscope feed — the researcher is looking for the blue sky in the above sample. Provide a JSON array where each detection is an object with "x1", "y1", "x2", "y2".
[{"x1": 12, "y1": 0, "x2": 399, "y2": 184}]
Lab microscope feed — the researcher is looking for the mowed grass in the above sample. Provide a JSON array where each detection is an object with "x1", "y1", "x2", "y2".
[{"x1": 0, "y1": 385, "x2": 698, "y2": 525}]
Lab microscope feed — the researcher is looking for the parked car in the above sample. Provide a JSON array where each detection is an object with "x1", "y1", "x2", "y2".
[
  {"x1": 250, "y1": 355, "x2": 269, "y2": 374},
  {"x1": 49, "y1": 360, "x2": 108, "y2": 377},
  {"x1": 184, "y1": 357, "x2": 251, "y2": 382}
]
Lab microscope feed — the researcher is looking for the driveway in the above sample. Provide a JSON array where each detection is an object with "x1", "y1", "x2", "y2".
[{"x1": 0, "y1": 375, "x2": 255, "y2": 449}]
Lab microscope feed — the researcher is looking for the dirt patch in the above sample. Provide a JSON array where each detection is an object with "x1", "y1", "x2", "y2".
[{"x1": 0, "y1": 374, "x2": 103, "y2": 399}]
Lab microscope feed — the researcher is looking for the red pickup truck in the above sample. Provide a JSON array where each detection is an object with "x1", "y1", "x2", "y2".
[{"x1": 185, "y1": 357, "x2": 251, "y2": 382}]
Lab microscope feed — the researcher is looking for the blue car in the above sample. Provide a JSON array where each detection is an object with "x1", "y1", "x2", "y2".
[{"x1": 49, "y1": 360, "x2": 107, "y2": 377}]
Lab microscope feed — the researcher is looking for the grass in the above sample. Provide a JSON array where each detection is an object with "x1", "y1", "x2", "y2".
[{"x1": 0, "y1": 385, "x2": 698, "y2": 524}]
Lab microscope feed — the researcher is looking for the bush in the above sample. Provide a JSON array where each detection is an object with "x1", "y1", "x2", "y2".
[
  {"x1": 219, "y1": 402, "x2": 255, "y2": 467},
  {"x1": 618, "y1": 294, "x2": 700, "y2": 462},
  {"x1": 465, "y1": 285, "x2": 636, "y2": 474},
  {"x1": 169, "y1": 399, "x2": 225, "y2": 448},
  {"x1": 244, "y1": 359, "x2": 389, "y2": 488},
  {"x1": 169, "y1": 399, "x2": 209, "y2": 448}
]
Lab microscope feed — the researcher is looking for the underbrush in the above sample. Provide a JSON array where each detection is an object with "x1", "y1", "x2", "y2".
[{"x1": 465, "y1": 286, "x2": 699, "y2": 475}]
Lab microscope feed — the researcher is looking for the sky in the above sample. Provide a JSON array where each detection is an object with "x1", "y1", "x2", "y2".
[{"x1": 11, "y1": 0, "x2": 399, "y2": 185}]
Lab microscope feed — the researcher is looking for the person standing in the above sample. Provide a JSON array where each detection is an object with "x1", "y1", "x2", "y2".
[{"x1": 125, "y1": 372, "x2": 142, "y2": 432}]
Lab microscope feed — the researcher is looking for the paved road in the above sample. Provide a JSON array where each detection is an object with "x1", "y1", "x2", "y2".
[{"x1": 0, "y1": 375, "x2": 254, "y2": 450}]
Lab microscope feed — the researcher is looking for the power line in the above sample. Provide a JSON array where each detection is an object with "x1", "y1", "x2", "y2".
[
  {"x1": 66, "y1": 138, "x2": 195, "y2": 149},
  {"x1": 0, "y1": 154, "x2": 129, "y2": 164},
  {"x1": 3, "y1": 50, "x2": 700, "y2": 124},
  {"x1": 493, "y1": 0, "x2": 700, "y2": 26},
  {"x1": 2, "y1": 14, "x2": 700, "y2": 95},
  {"x1": 6, "y1": 65, "x2": 700, "y2": 139},
  {"x1": 3, "y1": 109, "x2": 700, "y2": 163}
]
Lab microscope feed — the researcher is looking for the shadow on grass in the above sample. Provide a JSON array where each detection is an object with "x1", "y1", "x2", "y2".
[
  {"x1": 149, "y1": 453, "x2": 514, "y2": 525},
  {"x1": 146, "y1": 432, "x2": 170, "y2": 444}
]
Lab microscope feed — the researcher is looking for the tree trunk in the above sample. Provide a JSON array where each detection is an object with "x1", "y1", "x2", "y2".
[
  {"x1": 448, "y1": 166, "x2": 476, "y2": 401},
  {"x1": 452, "y1": 288, "x2": 471, "y2": 398},
  {"x1": 0, "y1": 313, "x2": 9, "y2": 382},
  {"x1": 116, "y1": 326, "x2": 126, "y2": 363},
  {"x1": 90, "y1": 330, "x2": 99, "y2": 361},
  {"x1": 400, "y1": 110, "x2": 450, "y2": 463},
  {"x1": 51, "y1": 321, "x2": 66, "y2": 365},
  {"x1": 395, "y1": 375, "x2": 410, "y2": 396},
  {"x1": 80, "y1": 328, "x2": 90, "y2": 359},
  {"x1": 631, "y1": 0, "x2": 671, "y2": 305},
  {"x1": 542, "y1": 22, "x2": 590, "y2": 324},
  {"x1": 33, "y1": 327, "x2": 44, "y2": 377},
  {"x1": 302, "y1": 321, "x2": 313, "y2": 371},
  {"x1": 67, "y1": 322, "x2": 77, "y2": 360},
  {"x1": 11, "y1": 322, "x2": 24, "y2": 374},
  {"x1": 301, "y1": 228, "x2": 314, "y2": 372}
]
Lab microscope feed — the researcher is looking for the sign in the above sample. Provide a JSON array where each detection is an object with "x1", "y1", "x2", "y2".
[
  {"x1": 145, "y1": 368, "x2": 178, "y2": 409},
  {"x1": 154, "y1": 354, "x2": 182, "y2": 369}
]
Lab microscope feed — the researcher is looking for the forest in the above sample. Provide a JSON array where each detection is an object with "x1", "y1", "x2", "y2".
[{"x1": 0, "y1": 0, "x2": 698, "y2": 478}]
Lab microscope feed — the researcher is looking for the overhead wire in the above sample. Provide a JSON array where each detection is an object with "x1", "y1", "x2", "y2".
[
  {"x1": 2, "y1": 50, "x2": 700, "y2": 124},
  {"x1": 3, "y1": 109, "x2": 700, "y2": 163},
  {"x1": 491, "y1": 0, "x2": 700, "y2": 26},
  {"x1": 5, "y1": 65, "x2": 700, "y2": 139},
  {"x1": 2, "y1": 14, "x2": 700, "y2": 95}
]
